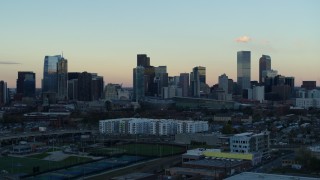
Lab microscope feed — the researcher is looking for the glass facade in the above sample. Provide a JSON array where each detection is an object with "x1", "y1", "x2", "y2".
[
  {"x1": 133, "y1": 66, "x2": 145, "y2": 101},
  {"x1": 259, "y1": 55, "x2": 271, "y2": 83},
  {"x1": 57, "y1": 58, "x2": 68, "y2": 100},
  {"x1": 42, "y1": 55, "x2": 61, "y2": 93},
  {"x1": 237, "y1": 51, "x2": 251, "y2": 92}
]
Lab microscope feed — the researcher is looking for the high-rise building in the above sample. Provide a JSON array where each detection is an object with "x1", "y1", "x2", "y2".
[
  {"x1": 154, "y1": 66, "x2": 168, "y2": 97},
  {"x1": 78, "y1": 72, "x2": 92, "y2": 101},
  {"x1": 301, "y1": 81, "x2": 317, "y2": 90},
  {"x1": 57, "y1": 57, "x2": 68, "y2": 100},
  {"x1": 0, "y1": 81, "x2": 8, "y2": 106},
  {"x1": 42, "y1": 55, "x2": 61, "y2": 93},
  {"x1": 68, "y1": 72, "x2": 80, "y2": 80},
  {"x1": 137, "y1": 54, "x2": 150, "y2": 67},
  {"x1": 91, "y1": 74, "x2": 104, "y2": 100},
  {"x1": 68, "y1": 79, "x2": 78, "y2": 100},
  {"x1": 133, "y1": 66, "x2": 145, "y2": 101},
  {"x1": 261, "y1": 69, "x2": 278, "y2": 83},
  {"x1": 67, "y1": 72, "x2": 80, "y2": 101},
  {"x1": 259, "y1": 55, "x2": 271, "y2": 83},
  {"x1": 218, "y1": 74, "x2": 229, "y2": 93},
  {"x1": 16, "y1": 71, "x2": 36, "y2": 98},
  {"x1": 191, "y1": 66, "x2": 206, "y2": 97},
  {"x1": 237, "y1": 51, "x2": 251, "y2": 93},
  {"x1": 179, "y1": 73, "x2": 189, "y2": 97}
]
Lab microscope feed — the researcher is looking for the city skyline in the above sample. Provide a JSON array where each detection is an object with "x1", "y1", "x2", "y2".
[{"x1": 1, "y1": 1, "x2": 319, "y2": 88}]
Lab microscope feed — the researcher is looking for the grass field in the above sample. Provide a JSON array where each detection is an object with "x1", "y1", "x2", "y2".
[
  {"x1": 90, "y1": 143, "x2": 186, "y2": 157},
  {"x1": 27, "y1": 152, "x2": 50, "y2": 159},
  {"x1": 0, "y1": 155, "x2": 92, "y2": 174}
]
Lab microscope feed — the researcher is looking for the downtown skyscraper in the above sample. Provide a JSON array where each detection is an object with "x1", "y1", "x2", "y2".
[
  {"x1": 191, "y1": 66, "x2": 206, "y2": 97},
  {"x1": 259, "y1": 55, "x2": 271, "y2": 83},
  {"x1": 237, "y1": 51, "x2": 251, "y2": 93},
  {"x1": 0, "y1": 81, "x2": 8, "y2": 106},
  {"x1": 16, "y1": 71, "x2": 36, "y2": 98},
  {"x1": 42, "y1": 55, "x2": 60, "y2": 93},
  {"x1": 133, "y1": 66, "x2": 145, "y2": 101},
  {"x1": 57, "y1": 57, "x2": 68, "y2": 100},
  {"x1": 42, "y1": 55, "x2": 68, "y2": 100}
]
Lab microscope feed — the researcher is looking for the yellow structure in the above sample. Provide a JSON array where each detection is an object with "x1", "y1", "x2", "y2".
[{"x1": 203, "y1": 151, "x2": 253, "y2": 161}]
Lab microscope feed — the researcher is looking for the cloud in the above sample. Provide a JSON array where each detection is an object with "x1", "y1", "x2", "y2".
[
  {"x1": 0, "y1": 61, "x2": 21, "y2": 65},
  {"x1": 235, "y1": 36, "x2": 251, "y2": 43}
]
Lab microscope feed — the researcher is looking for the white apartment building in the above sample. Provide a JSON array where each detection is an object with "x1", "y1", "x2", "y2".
[
  {"x1": 296, "y1": 89, "x2": 320, "y2": 109},
  {"x1": 99, "y1": 118, "x2": 208, "y2": 135},
  {"x1": 230, "y1": 131, "x2": 270, "y2": 158}
]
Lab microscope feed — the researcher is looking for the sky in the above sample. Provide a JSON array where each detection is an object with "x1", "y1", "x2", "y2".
[{"x1": 0, "y1": 0, "x2": 319, "y2": 88}]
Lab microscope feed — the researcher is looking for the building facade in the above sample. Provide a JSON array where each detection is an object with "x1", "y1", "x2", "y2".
[
  {"x1": 77, "y1": 72, "x2": 92, "y2": 101},
  {"x1": 57, "y1": 57, "x2": 68, "y2": 100},
  {"x1": 219, "y1": 74, "x2": 229, "y2": 93},
  {"x1": 191, "y1": 66, "x2": 206, "y2": 97},
  {"x1": 99, "y1": 118, "x2": 209, "y2": 135},
  {"x1": 237, "y1": 51, "x2": 251, "y2": 93},
  {"x1": 133, "y1": 66, "x2": 145, "y2": 101},
  {"x1": 230, "y1": 131, "x2": 270, "y2": 158},
  {"x1": 16, "y1": 71, "x2": 36, "y2": 98},
  {"x1": 42, "y1": 55, "x2": 61, "y2": 93},
  {"x1": 0, "y1": 81, "x2": 8, "y2": 106},
  {"x1": 259, "y1": 55, "x2": 271, "y2": 83},
  {"x1": 179, "y1": 73, "x2": 189, "y2": 97}
]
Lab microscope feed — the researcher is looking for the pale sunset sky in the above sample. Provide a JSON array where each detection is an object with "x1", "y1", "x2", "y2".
[{"x1": 0, "y1": 0, "x2": 319, "y2": 88}]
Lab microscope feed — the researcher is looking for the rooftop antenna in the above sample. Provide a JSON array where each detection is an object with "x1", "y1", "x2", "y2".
[{"x1": 61, "y1": 51, "x2": 64, "y2": 58}]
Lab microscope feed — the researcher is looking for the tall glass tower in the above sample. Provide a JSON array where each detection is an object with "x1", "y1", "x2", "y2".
[
  {"x1": 237, "y1": 51, "x2": 251, "y2": 92},
  {"x1": 57, "y1": 57, "x2": 68, "y2": 100},
  {"x1": 259, "y1": 55, "x2": 271, "y2": 83},
  {"x1": 42, "y1": 55, "x2": 61, "y2": 93},
  {"x1": 133, "y1": 66, "x2": 145, "y2": 101}
]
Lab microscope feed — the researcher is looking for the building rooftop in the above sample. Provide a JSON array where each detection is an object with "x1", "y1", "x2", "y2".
[
  {"x1": 111, "y1": 173, "x2": 155, "y2": 180},
  {"x1": 184, "y1": 158, "x2": 248, "y2": 168},
  {"x1": 225, "y1": 172, "x2": 319, "y2": 180}
]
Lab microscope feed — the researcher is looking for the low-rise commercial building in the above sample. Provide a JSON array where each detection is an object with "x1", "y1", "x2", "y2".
[{"x1": 230, "y1": 131, "x2": 270, "y2": 158}]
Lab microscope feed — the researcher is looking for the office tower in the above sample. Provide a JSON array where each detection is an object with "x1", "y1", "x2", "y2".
[
  {"x1": 42, "y1": 55, "x2": 61, "y2": 93},
  {"x1": 105, "y1": 84, "x2": 122, "y2": 100},
  {"x1": 67, "y1": 72, "x2": 80, "y2": 100},
  {"x1": 301, "y1": 81, "x2": 316, "y2": 90},
  {"x1": 91, "y1": 74, "x2": 104, "y2": 100},
  {"x1": 68, "y1": 72, "x2": 80, "y2": 80},
  {"x1": 259, "y1": 55, "x2": 271, "y2": 83},
  {"x1": 133, "y1": 66, "x2": 145, "y2": 101},
  {"x1": 218, "y1": 74, "x2": 229, "y2": 93},
  {"x1": 154, "y1": 66, "x2": 168, "y2": 97},
  {"x1": 57, "y1": 57, "x2": 68, "y2": 100},
  {"x1": 68, "y1": 79, "x2": 78, "y2": 100},
  {"x1": 261, "y1": 69, "x2": 278, "y2": 83},
  {"x1": 191, "y1": 66, "x2": 206, "y2": 97},
  {"x1": 136, "y1": 54, "x2": 156, "y2": 96},
  {"x1": 0, "y1": 81, "x2": 8, "y2": 106},
  {"x1": 237, "y1": 51, "x2": 251, "y2": 93},
  {"x1": 137, "y1": 54, "x2": 150, "y2": 67},
  {"x1": 144, "y1": 66, "x2": 156, "y2": 96},
  {"x1": 179, "y1": 73, "x2": 189, "y2": 97},
  {"x1": 78, "y1": 72, "x2": 92, "y2": 101},
  {"x1": 228, "y1": 79, "x2": 234, "y2": 94},
  {"x1": 16, "y1": 71, "x2": 36, "y2": 98}
]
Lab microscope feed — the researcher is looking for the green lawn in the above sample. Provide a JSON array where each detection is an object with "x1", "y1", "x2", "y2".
[
  {"x1": 0, "y1": 155, "x2": 92, "y2": 175},
  {"x1": 27, "y1": 152, "x2": 50, "y2": 159},
  {"x1": 90, "y1": 143, "x2": 186, "y2": 157}
]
